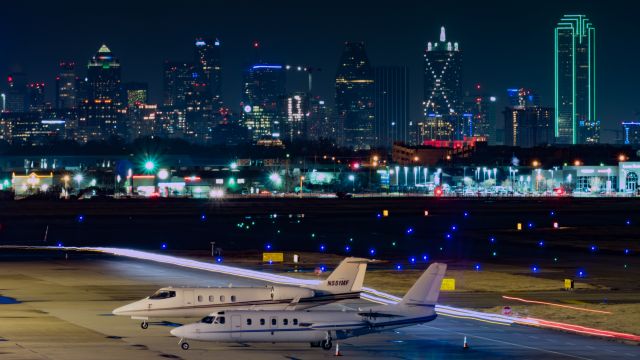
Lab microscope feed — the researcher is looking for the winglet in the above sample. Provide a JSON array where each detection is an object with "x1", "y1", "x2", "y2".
[{"x1": 399, "y1": 263, "x2": 447, "y2": 306}]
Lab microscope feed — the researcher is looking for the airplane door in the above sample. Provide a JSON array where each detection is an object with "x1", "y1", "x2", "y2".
[
  {"x1": 231, "y1": 315, "x2": 242, "y2": 339},
  {"x1": 183, "y1": 290, "x2": 194, "y2": 306}
]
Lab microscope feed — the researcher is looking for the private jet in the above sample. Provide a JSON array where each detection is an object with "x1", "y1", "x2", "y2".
[
  {"x1": 113, "y1": 257, "x2": 368, "y2": 329},
  {"x1": 170, "y1": 262, "x2": 447, "y2": 350}
]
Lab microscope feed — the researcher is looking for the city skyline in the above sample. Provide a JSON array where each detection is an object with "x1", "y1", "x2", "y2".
[{"x1": 0, "y1": 0, "x2": 638, "y2": 144}]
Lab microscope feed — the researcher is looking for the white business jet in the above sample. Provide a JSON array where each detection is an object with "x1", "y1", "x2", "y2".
[
  {"x1": 113, "y1": 257, "x2": 368, "y2": 329},
  {"x1": 170, "y1": 262, "x2": 446, "y2": 351}
]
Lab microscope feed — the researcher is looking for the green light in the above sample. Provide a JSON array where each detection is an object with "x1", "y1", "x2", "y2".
[
  {"x1": 144, "y1": 161, "x2": 155, "y2": 171},
  {"x1": 228, "y1": 177, "x2": 236, "y2": 186}
]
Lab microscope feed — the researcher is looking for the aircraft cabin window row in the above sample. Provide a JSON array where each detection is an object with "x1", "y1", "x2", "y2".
[{"x1": 201, "y1": 316, "x2": 300, "y2": 327}]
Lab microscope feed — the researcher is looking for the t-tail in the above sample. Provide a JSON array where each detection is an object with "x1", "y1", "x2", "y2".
[
  {"x1": 398, "y1": 262, "x2": 447, "y2": 307},
  {"x1": 312, "y1": 257, "x2": 369, "y2": 294}
]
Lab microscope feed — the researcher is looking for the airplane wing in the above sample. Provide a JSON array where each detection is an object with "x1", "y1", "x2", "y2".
[
  {"x1": 357, "y1": 311, "x2": 403, "y2": 318},
  {"x1": 303, "y1": 321, "x2": 370, "y2": 331}
]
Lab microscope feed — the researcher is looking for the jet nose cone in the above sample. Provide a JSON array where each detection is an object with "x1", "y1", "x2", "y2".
[
  {"x1": 170, "y1": 327, "x2": 185, "y2": 337},
  {"x1": 112, "y1": 305, "x2": 126, "y2": 316}
]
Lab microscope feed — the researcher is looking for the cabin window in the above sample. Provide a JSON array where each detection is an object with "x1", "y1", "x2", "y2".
[
  {"x1": 260, "y1": 319, "x2": 265, "y2": 326},
  {"x1": 246, "y1": 318, "x2": 252, "y2": 326},
  {"x1": 215, "y1": 316, "x2": 225, "y2": 324},
  {"x1": 231, "y1": 295, "x2": 236, "y2": 302},
  {"x1": 271, "y1": 318, "x2": 277, "y2": 326},
  {"x1": 209, "y1": 295, "x2": 214, "y2": 302},
  {"x1": 201, "y1": 316, "x2": 214, "y2": 324},
  {"x1": 197, "y1": 295, "x2": 203, "y2": 302},
  {"x1": 220, "y1": 295, "x2": 225, "y2": 302},
  {"x1": 149, "y1": 290, "x2": 176, "y2": 299},
  {"x1": 283, "y1": 319, "x2": 288, "y2": 325},
  {"x1": 293, "y1": 319, "x2": 298, "y2": 325}
]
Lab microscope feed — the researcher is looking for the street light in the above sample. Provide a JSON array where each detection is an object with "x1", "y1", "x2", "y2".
[
  {"x1": 348, "y1": 174, "x2": 355, "y2": 192},
  {"x1": 73, "y1": 174, "x2": 83, "y2": 186},
  {"x1": 0, "y1": 93, "x2": 5, "y2": 112},
  {"x1": 144, "y1": 161, "x2": 155, "y2": 171}
]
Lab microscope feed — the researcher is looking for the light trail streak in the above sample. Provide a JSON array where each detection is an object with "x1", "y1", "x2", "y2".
[{"x1": 502, "y1": 295, "x2": 612, "y2": 314}]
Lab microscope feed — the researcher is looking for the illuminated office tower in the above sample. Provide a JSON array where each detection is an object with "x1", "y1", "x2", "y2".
[
  {"x1": 421, "y1": 26, "x2": 462, "y2": 141},
  {"x1": 335, "y1": 41, "x2": 375, "y2": 149},
  {"x1": 194, "y1": 37, "x2": 222, "y2": 106},
  {"x1": 242, "y1": 64, "x2": 286, "y2": 141},
  {"x1": 78, "y1": 44, "x2": 122, "y2": 141},
  {"x1": 123, "y1": 82, "x2": 148, "y2": 107},
  {"x1": 374, "y1": 66, "x2": 409, "y2": 148},
  {"x1": 27, "y1": 82, "x2": 46, "y2": 112},
  {"x1": 5, "y1": 72, "x2": 27, "y2": 112},
  {"x1": 56, "y1": 61, "x2": 78, "y2": 109},
  {"x1": 163, "y1": 62, "x2": 197, "y2": 108},
  {"x1": 282, "y1": 92, "x2": 308, "y2": 142},
  {"x1": 555, "y1": 15, "x2": 597, "y2": 144}
]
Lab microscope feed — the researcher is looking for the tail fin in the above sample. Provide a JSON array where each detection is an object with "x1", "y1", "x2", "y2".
[
  {"x1": 399, "y1": 263, "x2": 447, "y2": 306},
  {"x1": 314, "y1": 257, "x2": 368, "y2": 294}
]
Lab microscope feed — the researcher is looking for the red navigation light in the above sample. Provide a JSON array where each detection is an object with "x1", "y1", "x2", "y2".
[
  {"x1": 434, "y1": 186, "x2": 443, "y2": 197},
  {"x1": 253, "y1": 41, "x2": 260, "y2": 48},
  {"x1": 7, "y1": 76, "x2": 13, "y2": 83}
]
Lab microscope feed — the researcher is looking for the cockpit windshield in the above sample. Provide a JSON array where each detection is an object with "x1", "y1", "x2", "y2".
[
  {"x1": 149, "y1": 290, "x2": 176, "y2": 299},
  {"x1": 200, "y1": 316, "x2": 225, "y2": 324},
  {"x1": 201, "y1": 316, "x2": 214, "y2": 324}
]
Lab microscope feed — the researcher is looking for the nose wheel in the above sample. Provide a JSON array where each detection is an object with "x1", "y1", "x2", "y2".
[
  {"x1": 140, "y1": 322, "x2": 148, "y2": 329},
  {"x1": 321, "y1": 340, "x2": 333, "y2": 350},
  {"x1": 180, "y1": 342, "x2": 190, "y2": 350}
]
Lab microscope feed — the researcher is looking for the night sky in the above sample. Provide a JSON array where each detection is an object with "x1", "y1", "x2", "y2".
[{"x1": 1, "y1": 0, "x2": 637, "y2": 143}]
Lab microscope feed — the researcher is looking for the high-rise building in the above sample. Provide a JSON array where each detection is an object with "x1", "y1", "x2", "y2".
[
  {"x1": 507, "y1": 88, "x2": 540, "y2": 108},
  {"x1": 462, "y1": 88, "x2": 497, "y2": 142},
  {"x1": 555, "y1": 15, "x2": 598, "y2": 144},
  {"x1": 622, "y1": 122, "x2": 640, "y2": 146},
  {"x1": 335, "y1": 41, "x2": 375, "y2": 149},
  {"x1": 27, "y1": 82, "x2": 46, "y2": 112},
  {"x1": 374, "y1": 66, "x2": 409, "y2": 148},
  {"x1": 123, "y1": 82, "x2": 148, "y2": 107},
  {"x1": 306, "y1": 96, "x2": 335, "y2": 141},
  {"x1": 163, "y1": 62, "x2": 197, "y2": 108},
  {"x1": 503, "y1": 106, "x2": 554, "y2": 147},
  {"x1": 79, "y1": 44, "x2": 122, "y2": 141},
  {"x1": 282, "y1": 92, "x2": 308, "y2": 142},
  {"x1": 421, "y1": 27, "x2": 462, "y2": 141},
  {"x1": 242, "y1": 64, "x2": 286, "y2": 141},
  {"x1": 194, "y1": 37, "x2": 222, "y2": 106},
  {"x1": 5, "y1": 73, "x2": 27, "y2": 112},
  {"x1": 55, "y1": 61, "x2": 78, "y2": 109},
  {"x1": 127, "y1": 103, "x2": 157, "y2": 141}
]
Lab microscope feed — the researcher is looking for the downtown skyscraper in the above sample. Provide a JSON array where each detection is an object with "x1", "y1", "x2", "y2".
[
  {"x1": 335, "y1": 41, "x2": 375, "y2": 150},
  {"x1": 421, "y1": 27, "x2": 462, "y2": 141},
  {"x1": 374, "y1": 66, "x2": 409, "y2": 148},
  {"x1": 55, "y1": 61, "x2": 78, "y2": 109},
  {"x1": 242, "y1": 64, "x2": 286, "y2": 141},
  {"x1": 78, "y1": 44, "x2": 122, "y2": 141},
  {"x1": 555, "y1": 15, "x2": 598, "y2": 144},
  {"x1": 194, "y1": 37, "x2": 222, "y2": 107}
]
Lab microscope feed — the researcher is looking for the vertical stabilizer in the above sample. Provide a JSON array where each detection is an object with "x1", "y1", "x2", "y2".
[
  {"x1": 399, "y1": 263, "x2": 447, "y2": 306},
  {"x1": 314, "y1": 257, "x2": 368, "y2": 294}
]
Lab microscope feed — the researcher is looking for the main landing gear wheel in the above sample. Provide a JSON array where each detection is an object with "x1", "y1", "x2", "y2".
[
  {"x1": 181, "y1": 342, "x2": 190, "y2": 350},
  {"x1": 321, "y1": 340, "x2": 333, "y2": 350},
  {"x1": 140, "y1": 322, "x2": 148, "y2": 329}
]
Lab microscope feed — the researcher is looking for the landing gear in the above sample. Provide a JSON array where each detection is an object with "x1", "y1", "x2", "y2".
[
  {"x1": 140, "y1": 322, "x2": 148, "y2": 329},
  {"x1": 321, "y1": 332, "x2": 333, "y2": 350},
  {"x1": 321, "y1": 340, "x2": 333, "y2": 350},
  {"x1": 181, "y1": 342, "x2": 190, "y2": 350}
]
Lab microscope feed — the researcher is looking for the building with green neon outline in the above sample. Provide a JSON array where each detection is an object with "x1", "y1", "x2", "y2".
[{"x1": 554, "y1": 15, "x2": 598, "y2": 145}]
